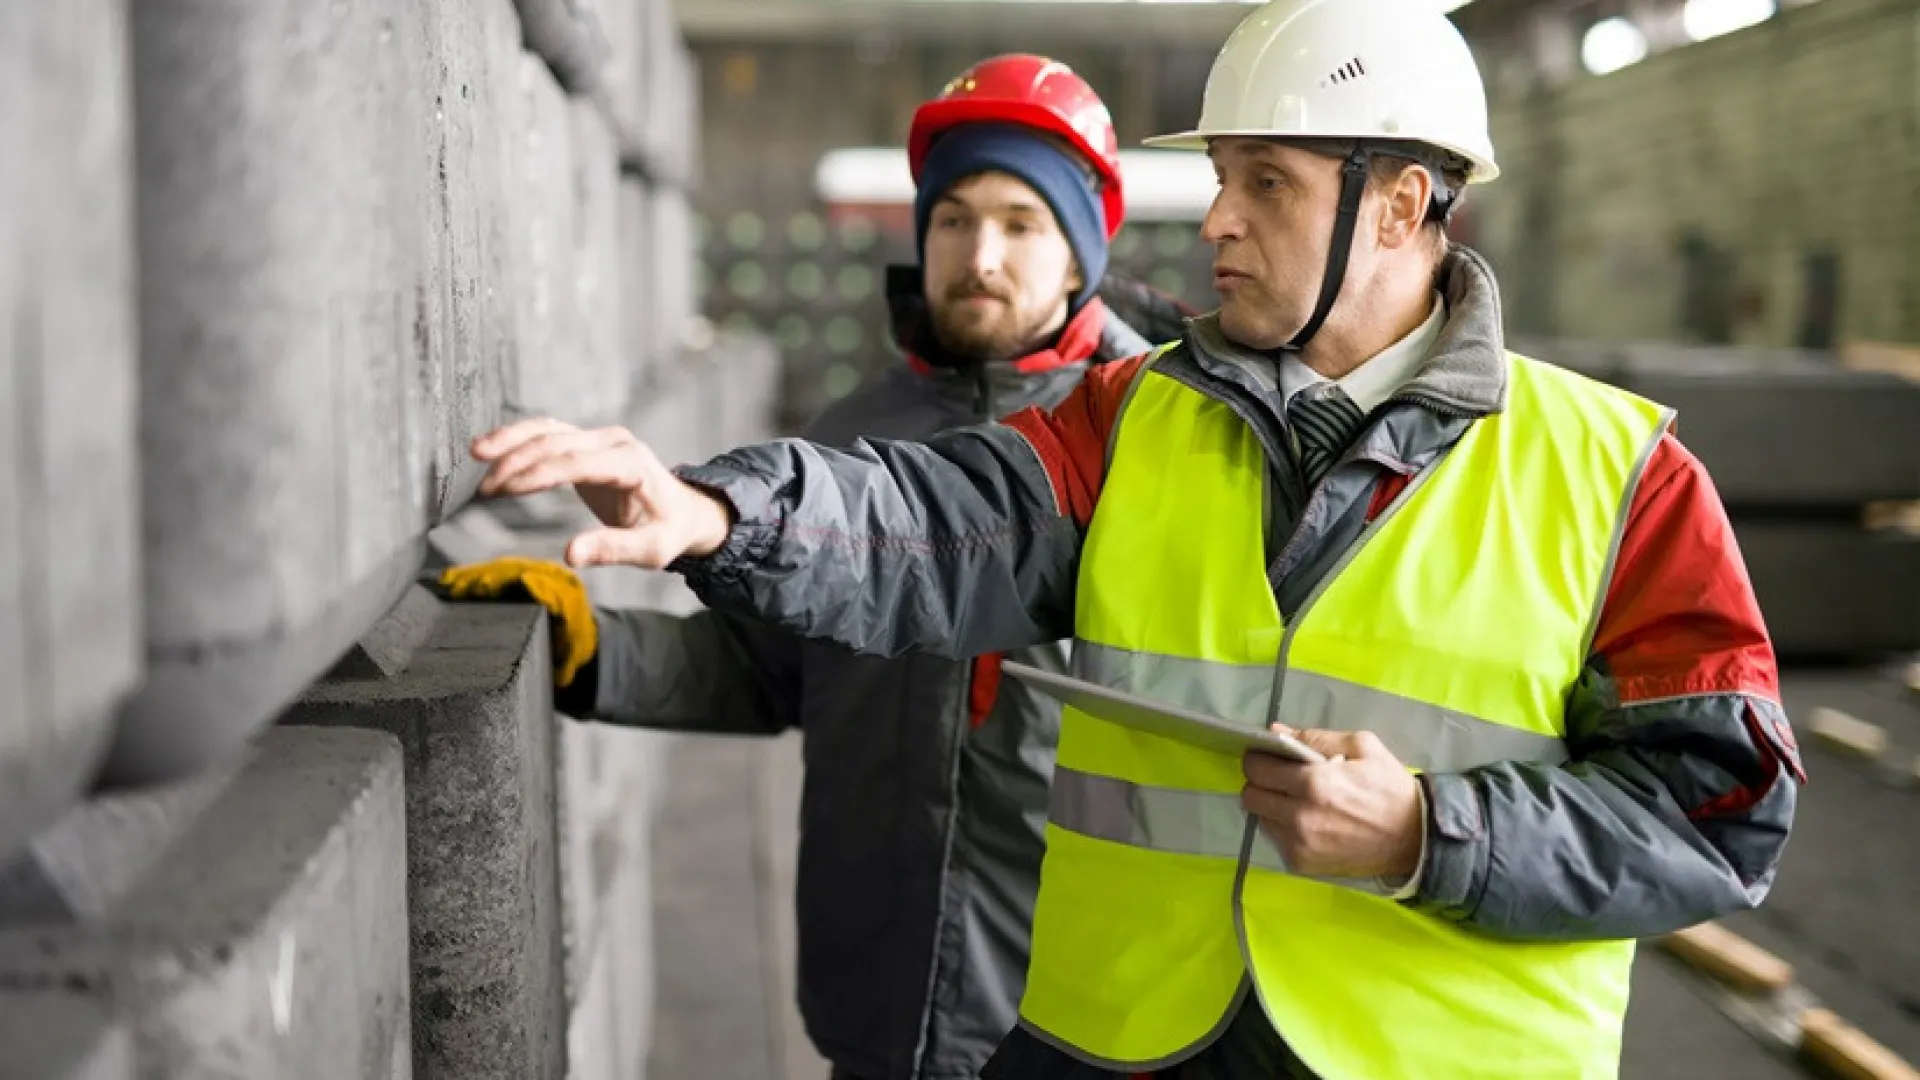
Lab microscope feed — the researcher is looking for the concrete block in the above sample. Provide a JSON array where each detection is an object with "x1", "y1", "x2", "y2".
[
  {"x1": 627, "y1": 360, "x2": 712, "y2": 472},
  {"x1": 556, "y1": 717, "x2": 667, "y2": 1024},
  {"x1": 644, "y1": 738, "x2": 781, "y2": 1080},
  {"x1": 0, "y1": 1, "x2": 142, "y2": 854},
  {"x1": 564, "y1": 938, "x2": 619, "y2": 1080},
  {"x1": 587, "y1": 0, "x2": 697, "y2": 186},
  {"x1": 618, "y1": 179, "x2": 658, "y2": 391},
  {"x1": 0, "y1": 995, "x2": 134, "y2": 1080},
  {"x1": 587, "y1": 0, "x2": 649, "y2": 167},
  {"x1": 1738, "y1": 523, "x2": 1920, "y2": 658},
  {"x1": 0, "y1": 763, "x2": 234, "y2": 923},
  {"x1": 508, "y1": 59, "x2": 629, "y2": 428},
  {"x1": 713, "y1": 331, "x2": 781, "y2": 449},
  {"x1": 1617, "y1": 353, "x2": 1920, "y2": 507},
  {"x1": 112, "y1": 0, "x2": 440, "y2": 785},
  {"x1": 571, "y1": 100, "x2": 629, "y2": 426},
  {"x1": 604, "y1": 797, "x2": 658, "y2": 1079},
  {"x1": 637, "y1": 7, "x2": 698, "y2": 189},
  {"x1": 649, "y1": 186, "x2": 699, "y2": 365},
  {"x1": 512, "y1": 0, "x2": 612, "y2": 95},
  {"x1": 285, "y1": 599, "x2": 567, "y2": 1080},
  {"x1": 0, "y1": 727, "x2": 411, "y2": 1080},
  {"x1": 414, "y1": 0, "x2": 517, "y2": 517}
]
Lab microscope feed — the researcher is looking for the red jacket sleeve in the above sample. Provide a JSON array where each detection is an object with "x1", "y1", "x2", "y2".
[{"x1": 1000, "y1": 355, "x2": 1150, "y2": 529}]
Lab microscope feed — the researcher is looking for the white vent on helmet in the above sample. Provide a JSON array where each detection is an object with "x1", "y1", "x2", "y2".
[{"x1": 1321, "y1": 57, "x2": 1368, "y2": 89}]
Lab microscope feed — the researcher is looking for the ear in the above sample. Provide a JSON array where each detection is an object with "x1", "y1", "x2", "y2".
[
  {"x1": 1376, "y1": 162, "x2": 1433, "y2": 251},
  {"x1": 1067, "y1": 256, "x2": 1085, "y2": 295}
]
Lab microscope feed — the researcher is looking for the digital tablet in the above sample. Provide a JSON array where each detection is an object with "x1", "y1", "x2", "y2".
[{"x1": 1001, "y1": 660, "x2": 1324, "y2": 764}]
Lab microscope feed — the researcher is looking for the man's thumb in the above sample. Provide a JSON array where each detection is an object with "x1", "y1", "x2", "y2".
[{"x1": 565, "y1": 526, "x2": 676, "y2": 570}]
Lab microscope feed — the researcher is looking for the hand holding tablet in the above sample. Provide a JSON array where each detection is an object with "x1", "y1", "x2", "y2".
[{"x1": 999, "y1": 660, "x2": 1325, "y2": 763}]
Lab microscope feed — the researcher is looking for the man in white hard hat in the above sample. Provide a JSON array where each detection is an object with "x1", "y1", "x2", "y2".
[{"x1": 463, "y1": 1, "x2": 1802, "y2": 1076}]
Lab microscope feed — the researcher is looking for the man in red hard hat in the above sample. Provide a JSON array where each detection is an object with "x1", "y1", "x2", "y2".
[{"x1": 441, "y1": 56, "x2": 1157, "y2": 1080}]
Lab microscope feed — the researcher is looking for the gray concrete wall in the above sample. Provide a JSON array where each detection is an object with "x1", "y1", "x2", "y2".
[
  {"x1": 4, "y1": 0, "x2": 774, "y2": 1076},
  {"x1": 0, "y1": 727, "x2": 412, "y2": 1080},
  {"x1": 1473, "y1": 0, "x2": 1920, "y2": 347},
  {"x1": 0, "y1": 0, "x2": 143, "y2": 856}
]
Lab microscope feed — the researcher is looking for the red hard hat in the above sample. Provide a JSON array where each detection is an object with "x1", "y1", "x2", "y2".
[{"x1": 907, "y1": 54, "x2": 1125, "y2": 239}]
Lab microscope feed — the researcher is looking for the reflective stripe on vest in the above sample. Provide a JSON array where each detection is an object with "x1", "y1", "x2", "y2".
[{"x1": 1018, "y1": 352, "x2": 1671, "y2": 1079}]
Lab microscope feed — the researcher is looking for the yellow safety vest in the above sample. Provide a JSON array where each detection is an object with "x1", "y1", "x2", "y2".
[{"x1": 1019, "y1": 351, "x2": 1672, "y2": 1079}]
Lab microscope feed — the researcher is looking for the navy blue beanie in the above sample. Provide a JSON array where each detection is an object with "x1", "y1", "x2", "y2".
[{"x1": 913, "y1": 123, "x2": 1109, "y2": 311}]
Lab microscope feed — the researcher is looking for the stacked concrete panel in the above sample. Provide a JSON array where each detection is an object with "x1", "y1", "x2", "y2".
[
  {"x1": 619, "y1": 180, "x2": 661, "y2": 391},
  {"x1": 506, "y1": 58, "x2": 631, "y2": 429},
  {"x1": 0, "y1": 2, "x2": 143, "y2": 856},
  {"x1": 105, "y1": 0, "x2": 437, "y2": 786},
  {"x1": 8, "y1": 0, "x2": 741, "y2": 1076},
  {"x1": 0, "y1": 996, "x2": 134, "y2": 1080},
  {"x1": 1519, "y1": 338, "x2": 1920, "y2": 659},
  {"x1": 650, "y1": 187, "x2": 701, "y2": 370},
  {"x1": 635, "y1": 3, "x2": 700, "y2": 191},
  {"x1": 513, "y1": 0, "x2": 614, "y2": 95},
  {"x1": 286, "y1": 599, "x2": 567, "y2": 1080},
  {"x1": 414, "y1": 0, "x2": 520, "y2": 513},
  {"x1": 1479, "y1": 0, "x2": 1920, "y2": 347},
  {"x1": 0, "y1": 727, "x2": 411, "y2": 1079}
]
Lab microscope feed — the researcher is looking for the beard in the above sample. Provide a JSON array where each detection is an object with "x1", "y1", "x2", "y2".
[{"x1": 927, "y1": 280, "x2": 1057, "y2": 365}]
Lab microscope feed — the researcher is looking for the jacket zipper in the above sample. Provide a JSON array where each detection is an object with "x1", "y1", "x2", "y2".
[{"x1": 972, "y1": 364, "x2": 993, "y2": 419}]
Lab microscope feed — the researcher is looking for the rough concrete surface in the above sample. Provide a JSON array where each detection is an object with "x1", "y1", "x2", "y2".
[
  {"x1": 1738, "y1": 525, "x2": 1920, "y2": 657},
  {"x1": 512, "y1": 0, "x2": 613, "y2": 95},
  {"x1": 97, "y1": 538, "x2": 421, "y2": 789},
  {"x1": 585, "y1": 0, "x2": 649, "y2": 164},
  {"x1": 570, "y1": 98, "x2": 629, "y2": 427},
  {"x1": 617, "y1": 180, "x2": 658, "y2": 388},
  {"x1": 0, "y1": 762, "x2": 235, "y2": 923},
  {"x1": 565, "y1": 933, "x2": 620, "y2": 1080},
  {"x1": 0, "y1": 1, "x2": 143, "y2": 856},
  {"x1": 601, "y1": 752, "x2": 665, "y2": 1079},
  {"x1": 648, "y1": 187, "x2": 699, "y2": 370},
  {"x1": 508, "y1": 58, "x2": 631, "y2": 428},
  {"x1": 626, "y1": 365, "x2": 705, "y2": 476},
  {"x1": 133, "y1": 0, "x2": 425, "y2": 651},
  {"x1": 645, "y1": 736, "x2": 784, "y2": 1080},
  {"x1": 1624, "y1": 361, "x2": 1920, "y2": 506},
  {"x1": 287, "y1": 602, "x2": 567, "y2": 1080},
  {"x1": 0, "y1": 993, "x2": 134, "y2": 1080},
  {"x1": 413, "y1": 0, "x2": 518, "y2": 519},
  {"x1": 636, "y1": 2, "x2": 698, "y2": 188},
  {"x1": 0, "y1": 727, "x2": 411, "y2": 1080}
]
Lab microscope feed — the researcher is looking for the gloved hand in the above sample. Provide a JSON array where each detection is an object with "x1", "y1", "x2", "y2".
[{"x1": 439, "y1": 557, "x2": 598, "y2": 689}]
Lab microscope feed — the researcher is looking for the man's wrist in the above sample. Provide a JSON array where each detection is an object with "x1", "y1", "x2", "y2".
[{"x1": 1383, "y1": 777, "x2": 1430, "y2": 901}]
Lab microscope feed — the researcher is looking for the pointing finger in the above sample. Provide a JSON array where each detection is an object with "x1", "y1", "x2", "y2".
[
  {"x1": 486, "y1": 445, "x2": 650, "y2": 500},
  {"x1": 472, "y1": 418, "x2": 579, "y2": 462},
  {"x1": 480, "y1": 430, "x2": 631, "y2": 496},
  {"x1": 566, "y1": 526, "x2": 673, "y2": 570}
]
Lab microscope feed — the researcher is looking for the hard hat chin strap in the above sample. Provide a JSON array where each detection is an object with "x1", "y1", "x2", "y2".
[{"x1": 1284, "y1": 144, "x2": 1372, "y2": 353}]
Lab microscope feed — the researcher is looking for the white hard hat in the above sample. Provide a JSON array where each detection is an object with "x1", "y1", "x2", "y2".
[{"x1": 1144, "y1": 0, "x2": 1499, "y2": 184}]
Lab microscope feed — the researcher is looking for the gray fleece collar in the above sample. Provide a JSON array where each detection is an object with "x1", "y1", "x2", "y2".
[{"x1": 1179, "y1": 244, "x2": 1511, "y2": 419}]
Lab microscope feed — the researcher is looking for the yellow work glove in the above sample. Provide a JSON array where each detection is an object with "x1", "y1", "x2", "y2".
[{"x1": 439, "y1": 557, "x2": 599, "y2": 689}]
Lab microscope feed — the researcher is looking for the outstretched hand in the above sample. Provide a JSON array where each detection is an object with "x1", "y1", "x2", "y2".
[{"x1": 472, "y1": 418, "x2": 735, "y2": 569}]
